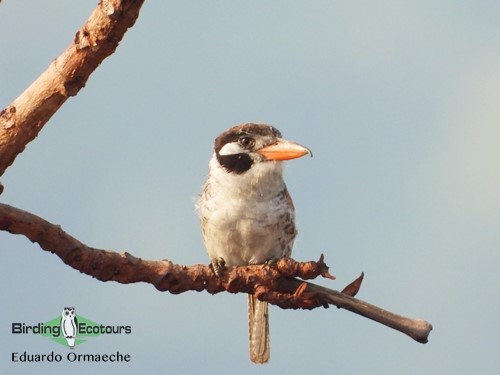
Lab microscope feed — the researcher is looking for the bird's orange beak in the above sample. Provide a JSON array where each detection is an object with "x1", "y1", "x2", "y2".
[{"x1": 257, "y1": 139, "x2": 311, "y2": 161}]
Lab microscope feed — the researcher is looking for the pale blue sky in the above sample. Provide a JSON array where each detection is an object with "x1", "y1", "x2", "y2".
[{"x1": 1, "y1": 1, "x2": 499, "y2": 374}]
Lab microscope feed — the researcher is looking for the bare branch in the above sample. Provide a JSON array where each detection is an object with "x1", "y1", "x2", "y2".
[
  {"x1": 0, "y1": 203, "x2": 432, "y2": 344},
  {"x1": 0, "y1": 0, "x2": 433, "y2": 360},
  {"x1": 0, "y1": 0, "x2": 145, "y2": 177}
]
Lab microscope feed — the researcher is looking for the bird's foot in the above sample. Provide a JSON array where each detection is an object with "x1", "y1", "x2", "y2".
[
  {"x1": 211, "y1": 257, "x2": 226, "y2": 277},
  {"x1": 264, "y1": 257, "x2": 281, "y2": 267}
]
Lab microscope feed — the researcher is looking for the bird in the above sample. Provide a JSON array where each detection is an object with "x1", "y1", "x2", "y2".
[
  {"x1": 60, "y1": 307, "x2": 78, "y2": 349},
  {"x1": 196, "y1": 123, "x2": 310, "y2": 363}
]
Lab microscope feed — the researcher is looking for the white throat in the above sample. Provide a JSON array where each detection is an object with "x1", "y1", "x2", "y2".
[{"x1": 207, "y1": 154, "x2": 286, "y2": 201}]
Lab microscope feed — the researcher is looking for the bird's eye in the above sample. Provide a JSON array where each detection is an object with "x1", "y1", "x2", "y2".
[{"x1": 238, "y1": 136, "x2": 255, "y2": 149}]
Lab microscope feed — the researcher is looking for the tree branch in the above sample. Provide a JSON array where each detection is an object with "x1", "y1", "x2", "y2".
[
  {"x1": 0, "y1": 0, "x2": 145, "y2": 177},
  {"x1": 0, "y1": 203, "x2": 432, "y2": 344},
  {"x1": 0, "y1": 0, "x2": 432, "y2": 347}
]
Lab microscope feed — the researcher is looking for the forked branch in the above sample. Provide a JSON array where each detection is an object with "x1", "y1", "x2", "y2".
[{"x1": 0, "y1": 203, "x2": 432, "y2": 344}]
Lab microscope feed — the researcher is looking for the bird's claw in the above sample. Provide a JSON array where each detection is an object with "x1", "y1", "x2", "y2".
[
  {"x1": 264, "y1": 257, "x2": 280, "y2": 266},
  {"x1": 211, "y1": 257, "x2": 226, "y2": 277}
]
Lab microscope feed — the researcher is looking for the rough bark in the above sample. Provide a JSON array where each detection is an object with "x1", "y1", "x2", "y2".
[
  {"x1": 0, "y1": 0, "x2": 433, "y2": 348},
  {"x1": 0, "y1": 0, "x2": 145, "y2": 177},
  {"x1": 0, "y1": 203, "x2": 432, "y2": 344}
]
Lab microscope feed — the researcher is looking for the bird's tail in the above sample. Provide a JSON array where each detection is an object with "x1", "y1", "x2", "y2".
[{"x1": 248, "y1": 294, "x2": 270, "y2": 364}]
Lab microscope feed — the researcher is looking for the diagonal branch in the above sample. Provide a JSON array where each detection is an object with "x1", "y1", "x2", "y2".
[
  {"x1": 0, "y1": 0, "x2": 432, "y2": 358},
  {"x1": 0, "y1": 203, "x2": 432, "y2": 344},
  {"x1": 0, "y1": 0, "x2": 145, "y2": 177}
]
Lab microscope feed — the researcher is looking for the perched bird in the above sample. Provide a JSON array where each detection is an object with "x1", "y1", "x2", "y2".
[{"x1": 197, "y1": 123, "x2": 310, "y2": 363}]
